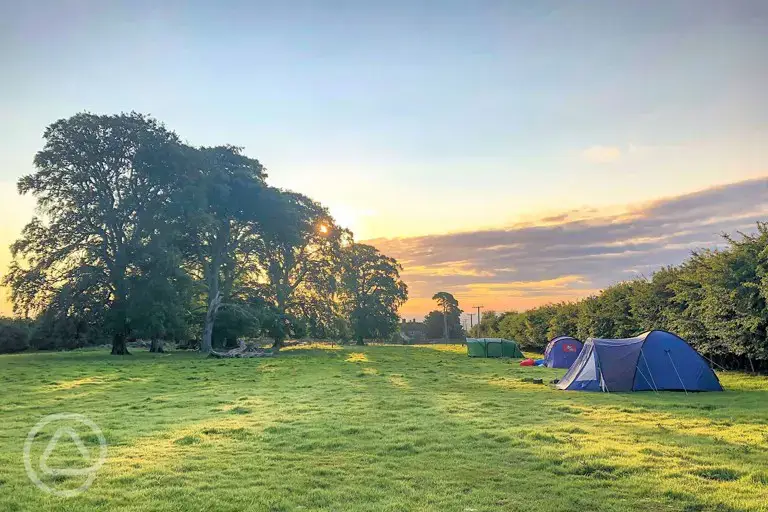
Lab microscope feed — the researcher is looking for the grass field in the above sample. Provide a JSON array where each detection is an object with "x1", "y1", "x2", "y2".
[{"x1": 1, "y1": 345, "x2": 767, "y2": 512}]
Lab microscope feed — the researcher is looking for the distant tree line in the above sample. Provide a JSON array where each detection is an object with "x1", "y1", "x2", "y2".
[
  {"x1": 1, "y1": 113, "x2": 407, "y2": 355},
  {"x1": 469, "y1": 224, "x2": 768, "y2": 371}
]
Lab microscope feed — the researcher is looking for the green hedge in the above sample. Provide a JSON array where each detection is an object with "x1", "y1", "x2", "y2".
[
  {"x1": 469, "y1": 223, "x2": 768, "y2": 371},
  {"x1": 0, "y1": 318, "x2": 31, "y2": 354}
]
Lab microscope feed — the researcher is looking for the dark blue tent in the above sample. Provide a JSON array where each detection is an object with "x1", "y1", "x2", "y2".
[
  {"x1": 544, "y1": 336, "x2": 583, "y2": 368},
  {"x1": 557, "y1": 330, "x2": 722, "y2": 392}
]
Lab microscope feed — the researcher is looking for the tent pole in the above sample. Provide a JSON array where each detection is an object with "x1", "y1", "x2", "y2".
[
  {"x1": 639, "y1": 349, "x2": 659, "y2": 393},
  {"x1": 636, "y1": 367, "x2": 657, "y2": 394},
  {"x1": 666, "y1": 350, "x2": 688, "y2": 395},
  {"x1": 598, "y1": 364, "x2": 609, "y2": 393},
  {"x1": 701, "y1": 353, "x2": 728, "y2": 372}
]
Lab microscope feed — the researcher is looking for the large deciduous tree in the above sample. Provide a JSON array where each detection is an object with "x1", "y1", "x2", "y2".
[
  {"x1": 4, "y1": 112, "x2": 186, "y2": 355},
  {"x1": 255, "y1": 192, "x2": 344, "y2": 348},
  {"x1": 181, "y1": 145, "x2": 283, "y2": 353},
  {"x1": 341, "y1": 243, "x2": 408, "y2": 345}
]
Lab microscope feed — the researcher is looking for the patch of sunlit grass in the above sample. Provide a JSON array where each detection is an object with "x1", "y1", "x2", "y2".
[
  {"x1": 50, "y1": 375, "x2": 117, "y2": 390},
  {"x1": 345, "y1": 352, "x2": 369, "y2": 363},
  {"x1": 282, "y1": 342, "x2": 342, "y2": 352},
  {"x1": 414, "y1": 343, "x2": 466, "y2": 354}
]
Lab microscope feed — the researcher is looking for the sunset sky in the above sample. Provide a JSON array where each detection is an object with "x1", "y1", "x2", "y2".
[{"x1": 1, "y1": 1, "x2": 766, "y2": 318}]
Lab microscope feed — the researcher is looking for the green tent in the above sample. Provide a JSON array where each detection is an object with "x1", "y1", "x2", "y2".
[
  {"x1": 466, "y1": 338, "x2": 488, "y2": 357},
  {"x1": 501, "y1": 339, "x2": 524, "y2": 357},
  {"x1": 486, "y1": 340, "x2": 504, "y2": 357},
  {"x1": 466, "y1": 338, "x2": 524, "y2": 358}
]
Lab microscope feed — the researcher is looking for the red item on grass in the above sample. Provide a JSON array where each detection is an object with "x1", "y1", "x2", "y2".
[{"x1": 520, "y1": 358, "x2": 535, "y2": 366}]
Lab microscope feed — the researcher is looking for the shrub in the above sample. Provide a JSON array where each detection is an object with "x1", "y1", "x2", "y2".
[
  {"x1": 0, "y1": 318, "x2": 31, "y2": 354},
  {"x1": 27, "y1": 315, "x2": 109, "y2": 351}
]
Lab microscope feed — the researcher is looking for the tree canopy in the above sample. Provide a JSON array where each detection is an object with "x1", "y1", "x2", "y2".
[
  {"x1": 425, "y1": 292, "x2": 463, "y2": 340},
  {"x1": 3, "y1": 112, "x2": 409, "y2": 354},
  {"x1": 341, "y1": 243, "x2": 408, "y2": 345},
  {"x1": 4, "y1": 113, "x2": 187, "y2": 354}
]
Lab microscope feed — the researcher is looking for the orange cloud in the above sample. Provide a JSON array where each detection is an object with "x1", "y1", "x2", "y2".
[
  {"x1": 406, "y1": 260, "x2": 495, "y2": 278},
  {"x1": 461, "y1": 275, "x2": 591, "y2": 295},
  {"x1": 370, "y1": 177, "x2": 768, "y2": 319}
]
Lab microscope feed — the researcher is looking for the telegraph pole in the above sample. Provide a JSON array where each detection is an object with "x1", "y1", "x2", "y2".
[
  {"x1": 473, "y1": 305, "x2": 484, "y2": 336},
  {"x1": 468, "y1": 313, "x2": 475, "y2": 329}
]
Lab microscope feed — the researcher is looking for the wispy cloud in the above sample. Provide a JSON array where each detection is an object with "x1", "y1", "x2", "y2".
[{"x1": 368, "y1": 177, "x2": 768, "y2": 317}]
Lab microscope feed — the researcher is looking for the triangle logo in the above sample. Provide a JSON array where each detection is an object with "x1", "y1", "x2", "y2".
[{"x1": 39, "y1": 427, "x2": 94, "y2": 477}]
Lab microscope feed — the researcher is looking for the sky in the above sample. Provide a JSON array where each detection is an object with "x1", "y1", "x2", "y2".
[{"x1": 0, "y1": 1, "x2": 766, "y2": 318}]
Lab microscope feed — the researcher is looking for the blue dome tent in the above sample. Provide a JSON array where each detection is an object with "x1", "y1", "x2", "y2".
[
  {"x1": 557, "y1": 330, "x2": 722, "y2": 392},
  {"x1": 544, "y1": 336, "x2": 583, "y2": 368}
]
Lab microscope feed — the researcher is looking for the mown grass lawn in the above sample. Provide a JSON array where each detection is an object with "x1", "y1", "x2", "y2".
[{"x1": 1, "y1": 344, "x2": 767, "y2": 512}]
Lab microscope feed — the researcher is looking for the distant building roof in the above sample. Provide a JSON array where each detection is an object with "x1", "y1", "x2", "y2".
[{"x1": 401, "y1": 319, "x2": 425, "y2": 333}]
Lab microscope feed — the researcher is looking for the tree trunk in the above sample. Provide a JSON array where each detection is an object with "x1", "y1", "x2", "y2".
[
  {"x1": 442, "y1": 308, "x2": 448, "y2": 341},
  {"x1": 356, "y1": 335, "x2": 365, "y2": 346},
  {"x1": 271, "y1": 292, "x2": 289, "y2": 351},
  {"x1": 201, "y1": 248, "x2": 224, "y2": 354},
  {"x1": 111, "y1": 331, "x2": 130, "y2": 355},
  {"x1": 110, "y1": 291, "x2": 131, "y2": 355},
  {"x1": 202, "y1": 223, "x2": 233, "y2": 354},
  {"x1": 149, "y1": 339, "x2": 164, "y2": 353},
  {"x1": 201, "y1": 290, "x2": 221, "y2": 354}
]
